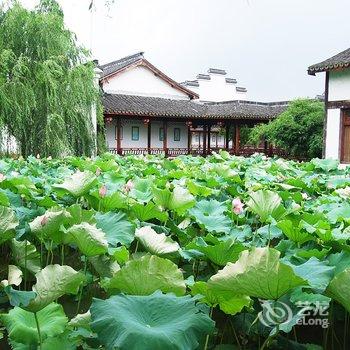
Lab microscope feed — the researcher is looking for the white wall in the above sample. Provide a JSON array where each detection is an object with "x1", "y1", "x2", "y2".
[
  {"x1": 329, "y1": 69, "x2": 350, "y2": 102},
  {"x1": 102, "y1": 65, "x2": 190, "y2": 100},
  {"x1": 105, "y1": 119, "x2": 188, "y2": 149},
  {"x1": 325, "y1": 108, "x2": 341, "y2": 159}
]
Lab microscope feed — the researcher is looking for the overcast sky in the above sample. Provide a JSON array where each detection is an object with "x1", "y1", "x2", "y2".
[{"x1": 21, "y1": 0, "x2": 350, "y2": 101}]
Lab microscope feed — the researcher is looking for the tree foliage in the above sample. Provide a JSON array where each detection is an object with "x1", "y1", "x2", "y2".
[
  {"x1": 249, "y1": 99, "x2": 324, "y2": 159},
  {"x1": 0, "y1": 0, "x2": 101, "y2": 157}
]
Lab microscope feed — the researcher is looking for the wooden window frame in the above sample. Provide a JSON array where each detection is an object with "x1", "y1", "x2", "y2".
[
  {"x1": 340, "y1": 109, "x2": 350, "y2": 163},
  {"x1": 115, "y1": 125, "x2": 123, "y2": 140},
  {"x1": 174, "y1": 127, "x2": 181, "y2": 141},
  {"x1": 131, "y1": 126, "x2": 139, "y2": 141}
]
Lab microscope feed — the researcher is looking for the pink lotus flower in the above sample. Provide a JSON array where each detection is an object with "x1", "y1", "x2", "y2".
[
  {"x1": 124, "y1": 180, "x2": 134, "y2": 192},
  {"x1": 99, "y1": 185, "x2": 107, "y2": 198},
  {"x1": 0, "y1": 173, "x2": 5, "y2": 182},
  {"x1": 232, "y1": 198, "x2": 244, "y2": 215}
]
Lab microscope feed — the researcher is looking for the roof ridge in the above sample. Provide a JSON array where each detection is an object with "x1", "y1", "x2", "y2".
[{"x1": 99, "y1": 52, "x2": 144, "y2": 69}]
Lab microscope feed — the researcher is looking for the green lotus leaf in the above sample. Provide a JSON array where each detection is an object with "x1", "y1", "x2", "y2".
[
  {"x1": 88, "y1": 189, "x2": 127, "y2": 212},
  {"x1": 105, "y1": 254, "x2": 186, "y2": 296},
  {"x1": 283, "y1": 257, "x2": 335, "y2": 292},
  {"x1": 277, "y1": 219, "x2": 313, "y2": 244},
  {"x1": 27, "y1": 264, "x2": 85, "y2": 312},
  {"x1": 53, "y1": 170, "x2": 97, "y2": 197},
  {"x1": 311, "y1": 158, "x2": 339, "y2": 172},
  {"x1": 90, "y1": 291, "x2": 215, "y2": 350},
  {"x1": 326, "y1": 267, "x2": 350, "y2": 312},
  {"x1": 1, "y1": 303, "x2": 67, "y2": 345},
  {"x1": 4, "y1": 286, "x2": 37, "y2": 307},
  {"x1": 0, "y1": 205, "x2": 19, "y2": 244},
  {"x1": 191, "y1": 281, "x2": 251, "y2": 315},
  {"x1": 95, "y1": 212, "x2": 135, "y2": 248},
  {"x1": 89, "y1": 255, "x2": 120, "y2": 278},
  {"x1": 247, "y1": 190, "x2": 283, "y2": 223},
  {"x1": 65, "y1": 223, "x2": 108, "y2": 257},
  {"x1": 187, "y1": 238, "x2": 246, "y2": 266},
  {"x1": 131, "y1": 202, "x2": 168, "y2": 222},
  {"x1": 208, "y1": 247, "x2": 307, "y2": 300},
  {"x1": 29, "y1": 207, "x2": 70, "y2": 243},
  {"x1": 129, "y1": 178, "x2": 153, "y2": 202},
  {"x1": 187, "y1": 180, "x2": 213, "y2": 197},
  {"x1": 168, "y1": 186, "x2": 195, "y2": 215},
  {"x1": 189, "y1": 199, "x2": 231, "y2": 234},
  {"x1": 11, "y1": 239, "x2": 41, "y2": 275},
  {"x1": 69, "y1": 311, "x2": 91, "y2": 329},
  {"x1": 135, "y1": 226, "x2": 180, "y2": 256}
]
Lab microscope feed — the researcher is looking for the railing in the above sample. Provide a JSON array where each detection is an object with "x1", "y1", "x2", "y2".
[{"x1": 108, "y1": 147, "x2": 305, "y2": 161}]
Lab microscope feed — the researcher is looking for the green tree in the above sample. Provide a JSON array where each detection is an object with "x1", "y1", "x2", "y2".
[
  {"x1": 0, "y1": 0, "x2": 102, "y2": 158},
  {"x1": 249, "y1": 99, "x2": 324, "y2": 159}
]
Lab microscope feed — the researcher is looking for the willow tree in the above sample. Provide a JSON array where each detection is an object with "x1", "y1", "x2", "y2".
[{"x1": 0, "y1": 0, "x2": 102, "y2": 157}]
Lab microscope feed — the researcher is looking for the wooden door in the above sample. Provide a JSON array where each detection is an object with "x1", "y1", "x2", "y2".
[{"x1": 341, "y1": 110, "x2": 350, "y2": 163}]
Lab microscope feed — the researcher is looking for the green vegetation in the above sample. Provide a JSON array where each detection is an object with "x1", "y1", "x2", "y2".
[
  {"x1": 0, "y1": 0, "x2": 102, "y2": 158},
  {"x1": 249, "y1": 99, "x2": 324, "y2": 159},
  {"x1": 0, "y1": 153, "x2": 349, "y2": 349}
]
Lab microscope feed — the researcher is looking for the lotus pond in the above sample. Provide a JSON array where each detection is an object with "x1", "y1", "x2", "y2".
[{"x1": 0, "y1": 152, "x2": 350, "y2": 350}]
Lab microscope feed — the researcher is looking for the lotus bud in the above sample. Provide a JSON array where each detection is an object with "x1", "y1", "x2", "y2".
[
  {"x1": 124, "y1": 180, "x2": 134, "y2": 192},
  {"x1": 36, "y1": 154, "x2": 40, "y2": 159},
  {"x1": 232, "y1": 198, "x2": 244, "y2": 215},
  {"x1": 96, "y1": 168, "x2": 101, "y2": 176},
  {"x1": 0, "y1": 173, "x2": 5, "y2": 182},
  {"x1": 99, "y1": 185, "x2": 107, "y2": 198}
]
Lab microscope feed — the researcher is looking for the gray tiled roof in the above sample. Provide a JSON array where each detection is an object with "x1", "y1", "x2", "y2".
[
  {"x1": 308, "y1": 48, "x2": 350, "y2": 74},
  {"x1": 208, "y1": 68, "x2": 227, "y2": 75},
  {"x1": 99, "y1": 52, "x2": 144, "y2": 78},
  {"x1": 225, "y1": 78, "x2": 237, "y2": 84},
  {"x1": 103, "y1": 93, "x2": 288, "y2": 120}
]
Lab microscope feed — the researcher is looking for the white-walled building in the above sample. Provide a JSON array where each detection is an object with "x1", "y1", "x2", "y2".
[
  {"x1": 309, "y1": 48, "x2": 350, "y2": 163},
  {"x1": 100, "y1": 52, "x2": 287, "y2": 156}
]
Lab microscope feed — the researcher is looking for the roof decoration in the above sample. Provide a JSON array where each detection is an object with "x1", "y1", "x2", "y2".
[{"x1": 308, "y1": 48, "x2": 350, "y2": 75}]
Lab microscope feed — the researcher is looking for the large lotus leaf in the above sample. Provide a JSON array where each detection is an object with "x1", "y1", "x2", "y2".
[
  {"x1": 53, "y1": 170, "x2": 97, "y2": 197},
  {"x1": 208, "y1": 247, "x2": 307, "y2": 300},
  {"x1": 187, "y1": 238, "x2": 246, "y2": 266},
  {"x1": 1, "y1": 265, "x2": 23, "y2": 287},
  {"x1": 247, "y1": 190, "x2": 283, "y2": 223},
  {"x1": 187, "y1": 180, "x2": 213, "y2": 197},
  {"x1": 135, "y1": 226, "x2": 180, "y2": 256},
  {"x1": 1, "y1": 303, "x2": 67, "y2": 345},
  {"x1": 65, "y1": 223, "x2": 108, "y2": 257},
  {"x1": 282, "y1": 257, "x2": 335, "y2": 293},
  {"x1": 11, "y1": 239, "x2": 41, "y2": 275},
  {"x1": 27, "y1": 264, "x2": 85, "y2": 312},
  {"x1": 326, "y1": 203, "x2": 350, "y2": 224},
  {"x1": 4, "y1": 286, "x2": 36, "y2": 307},
  {"x1": 88, "y1": 189, "x2": 127, "y2": 212},
  {"x1": 89, "y1": 255, "x2": 120, "y2": 278},
  {"x1": 66, "y1": 204, "x2": 95, "y2": 226},
  {"x1": 90, "y1": 291, "x2": 215, "y2": 350},
  {"x1": 189, "y1": 199, "x2": 231, "y2": 234},
  {"x1": 326, "y1": 268, "x2": 350, "y2": 312},
  {"x1": 0, "y1": 205, "x2": 19, "y2": 244},
  {"x1": 95, "y1": 212, "x2": 135, "y2": 247},
  {"x1": 129, "y1": 178, "x2": 153, "y2": 202},
  {"x1": 277, "y1": 219, "x2": 313, "y2": 244},
  {"x1": 191, "y1": 281, "x2": 251, "y2": 315},
  {"x1": 131, "y1": 202, "x2": 168, "y2": 222},
  {"x1": 311, "y1": 158, "x2": 339, "y2": 172},
  {"x1": 105, "y1": 254, "x2": 186, "y2": 296},
  {"x1": 29, "y1": 207, "x2": 70, "y2": 243},
  {"x1": 168, "y1": 186, "x2": 195, "y2": 215}
]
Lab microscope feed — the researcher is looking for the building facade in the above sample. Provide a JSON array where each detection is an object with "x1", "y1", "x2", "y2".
[
  {"x1": 100, "y1": 52, "x2": 287, "y2": 156},
  {"x1": 309, "y1": 48, "x2": 350, "y2": 163}
]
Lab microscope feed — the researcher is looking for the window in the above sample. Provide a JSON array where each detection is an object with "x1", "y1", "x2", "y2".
[
  {"x1": 195, "y1": 133, "x2": 199, "y2": 142},
  {"x1": 174, "y1": 128, "x2": 181, "y2": 141},
  {"x1": 212, "y1": 135, "x2": 216, "y2": 142},
  {"x1": 131, "y1": 126, "x2": 139, "y2": 141},
  {"x1": 115, "y1": 126, "x2": 123, "y2": 140},
  {"x1": 159, "y1": 127, "x2": 164, "y2": 141}
]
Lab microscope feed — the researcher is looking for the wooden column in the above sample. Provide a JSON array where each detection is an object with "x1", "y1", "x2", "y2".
[
  {"x1": 116, "y1": 117, "x2": 121, "y2": 155},
  {"x1": 203, "y1": 125, "x2": 207, "y2": 155},
  {"x1": 163, "y1": 120, "x2": 168, "y2": 156},
  {"x1": 234, "y1": 123, "x2": 240, "y2": 155},
  {"x1": 225, "y1": 123, "x2": 230, "y2": 150},
  {"x1": 207, "y1": 124, "x2": 211, "y2": 154},
  {"x1": 147, "y1": 119, "x2": 151, "y2": 154},
  {"x1": 187, "y1": 122, "x2": 192, "y2": 155}
]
